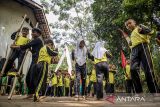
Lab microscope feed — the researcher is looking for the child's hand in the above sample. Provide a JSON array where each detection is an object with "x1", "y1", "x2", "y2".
[
  {"x1": 118, "y1": 29, "x2": 128, "y2": 38},
  {"x1": 17, "y1": 28, "x2": 21, "y2": 32},
  {"x1": 137, "y1": 26, "x2": 142, "y2": 33}
]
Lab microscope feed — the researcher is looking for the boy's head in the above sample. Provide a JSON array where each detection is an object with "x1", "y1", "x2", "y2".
[
  {"x1": 79, "y1": 40, "x2": 85, "y2": 49},
  {"x1": 125, "y1": 19, "x2": 137, "y2": 31},
  {"x1": 57, "y1": 70, "x2": 61, "y2": 75},
  {"x1": 127, "y1": 59, "x2": 130, "y2": 64},
  {"x1": 109, "y1": 64, "x2": 112, "y2": 69},
  {"x1": 32, "y1": 28, "x2": 42, "y2": 38},
  {"x1": 44, "y1": 39, "x2": 54, "y2": 47},
  {"x1": 22, "y1": 27, "x2": 29, "y2": 37},
  {"x1": 112, "y1": 64, "x2": 116, "y2": 69},
  {"x1": 65, "y1": 73, "x2": 69, "y2": 77}
]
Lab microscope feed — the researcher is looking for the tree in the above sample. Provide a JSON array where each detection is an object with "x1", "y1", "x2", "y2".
[
  {"x1": 92, "y1": 0, "x2": 160, "y2": 89},
  {"x1": 41, "y1": 0, "x2": 97, "y2": 49}
]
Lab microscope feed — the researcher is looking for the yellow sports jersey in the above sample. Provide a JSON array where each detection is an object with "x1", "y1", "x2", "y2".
[
  {"x1": 15, "y1": 35, "x2": 30, "y2": 45},
  {"x1": 57, "y1": 75, "x2": 63, "y2": 86},
  {"x1": 64, "y1": 77, "x2": 70, "y2": 87},
  {"x1": 52, "y1": 74, "x2": 57, "y2": 85},
  {"x1": 125, "y1": 64, "x2": 131, "y2": 80},
  {"x1": 90, "y1": 69, "x2": 97, "y2": 82},
  {"x1": 38, "y1": 46, "x2": 52, "y2": 64},
  {"x1": 94, "y1": 54, "x2": 107, "y2": 64},
  {"x1": 130, "y1": 26, "x2": 154, "y2": 48},
  {"x1": 109, "y1": 71, "x2": 114, "y2": 84}
]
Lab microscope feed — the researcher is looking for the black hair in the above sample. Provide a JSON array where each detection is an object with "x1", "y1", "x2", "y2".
[
  {"x1": 44, "y1": 39, "x2": 54, "y2": 45},
  {"x1": 32, "y1": 28, "x2": 42, "y2": 35},
  {"x1": 22, "y1": 27, "x2": 29, "y2": 31}
]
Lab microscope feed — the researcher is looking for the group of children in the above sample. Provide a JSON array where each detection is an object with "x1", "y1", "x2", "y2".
[
  {"x1": 0, "y1": 27, "x2": 58, "y2": 101},
  {"x1": 44, "y1": 63, "x2": 118, "y2": 99},
  {"x1": 0, "y1": 17, "x2": 160, "y2": 102},
  {"x1": 44, "y1": 70, "x2": 74, "y2": 97}
]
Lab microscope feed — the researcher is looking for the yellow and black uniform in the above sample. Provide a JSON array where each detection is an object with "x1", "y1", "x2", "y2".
[
  {"x1": 88, "y1": 52, "x2": 112, "y2": 99},
  {"x1": 109, "y1": 71, "x2": 115, "y2": 84},
  {"x1": 34, "y1": 45, "x2": 58, "y2": 101},
  {"x1": 129, "y1": 26, "x2": 158, "y2": 93},
  {"x1": 125, "y1": 64, "x2": 134, "y2": 93},
  {"x1": 6, "y1": 67, "x2": 18, "y2": 94},
  {"x1": 130, "y1": 26, "x2": 154, "y2": 48},
  {"x1": 70, "y1": 74, "x2": 75, "y2": 97},
  {"x1": 20, "y1": 28, "x2": 43, "y2": 95},
  {"x1": 2, "y1": 32, "x2": 30, "y2": 95},
  {"x1": 88, "y1": 68, "x2": 97, "y2": 96},
  {"x1": 45, "y1": 72, "x2": 53, "y2": 96},
  {"x1": 94, "y1": 54, "x2": 108, "y2": 64},
  {"x1": 57, "y1": 74, "x2": 64, "y2": 97},
  {"x1": 64, "y1": 76, "x2": 70, "y2": 96},
  {"x1": 15, "y1": 36, "x2": 30, "y2": 46},
  {"x1": 106, "y1": 70, "x2": 116, "y2": 93},
  {"x1": 3, "y1": 33, "x2": 30, "y2": 76},
  {"x1": 90, "y1": 69, "x2": 97, "y2": 82},
  {"x1": 20, "y1": 37, "x2": 43, "y2": 95},
  {"x1": 52, "y1": 73, "x2": 58, "y2": 86},
  {"x1": 51, "y1": 73, "x2": 58, "y2": 96},
  {"x1": 125, "y1": 64, "x2": 131, "y2": 80}
]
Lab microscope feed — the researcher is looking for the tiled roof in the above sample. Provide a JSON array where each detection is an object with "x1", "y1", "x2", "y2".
[{"x1": 15, "y1": 0, "x2": 51, "y2": 38}]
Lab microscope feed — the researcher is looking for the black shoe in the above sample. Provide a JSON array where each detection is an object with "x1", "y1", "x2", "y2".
[
  {"x1": 97, "y1": 97, "x2": 103, "y2": 100},
  {"x1": 33, "y1": 95, "x2": 38, "y2": 102}
]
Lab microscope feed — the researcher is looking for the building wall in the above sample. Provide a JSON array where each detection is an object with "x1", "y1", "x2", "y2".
[{"x1": 0, "y1": 0, "x2": 38, "y2": 75}]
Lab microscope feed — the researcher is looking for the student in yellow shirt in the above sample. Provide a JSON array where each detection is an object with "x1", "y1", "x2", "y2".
[
  {"x1": 125, "y1": 19, "x2": 159, "y2": 93},
  {"x1": 45, "y1": 71, "x2": 53, "y2": 96},
  {"x1": 88, "y1": 66, "x2": 97, "y2": 97},
  {"x1": 85, "y1": 74, "x2": 90, "y2": 95},
  {"x1": 34, "y1": 39, "x2": 58, "y2": 101},
  {"x1": 89, "y1": 41, "x2": 112, "y2": 100},
  {"x1": 2, "y1": 27, "x2": 30, "y2": 76},
  {"x1": 57, "y1": 70, "x2": 64, "y2": 97},
  {"x1": 11, "y1": 28, "x2": 43, "y2": 98},
  {"x1": 125, "y1": 60, "x2": 134, "y2": 93},
  {"x1": 64, "y1": 73, "x2": 70, "y2": 96},
  {"x1": 51, "y1": 72, "x2": 57, "y2": 97},
  {"x1": 70, "y1": 71, "x2": 75, "y2": 97},
  {"x1": 6, "y1": 63, "x2": 17, "y2": 95},
  {"x1": 106, "y1": 64, "x2": 116, "y2": 93}
]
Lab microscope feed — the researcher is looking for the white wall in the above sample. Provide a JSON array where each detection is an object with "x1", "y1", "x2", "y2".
[{"x1": 0, "y1": 0, "x2": 37, "y2": 75}]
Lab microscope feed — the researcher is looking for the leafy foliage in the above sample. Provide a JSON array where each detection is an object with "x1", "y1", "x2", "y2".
[
  {"x1": 92, "y1": 0, "x2": 160, "y2": 90},
  {"x1": 41, "y1": 0, "x2": 160, "y2": 90}
]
